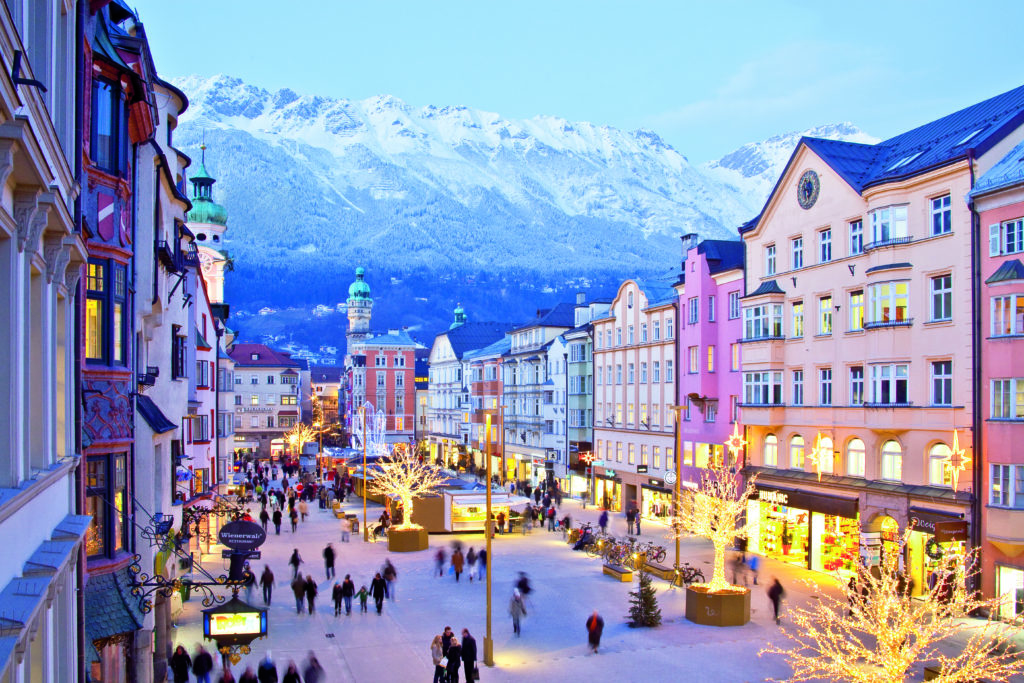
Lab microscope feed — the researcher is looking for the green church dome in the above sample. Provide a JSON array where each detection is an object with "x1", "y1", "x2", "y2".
[
  {"x1": 188, "y1": 144, "x2": 228, "y2": 226},
  {"x1": 348, "y1": 267, "x2": 371, "y2": 300},
  {"x1": 450, "y1": 302, "x2": 466, "y2": 328}
]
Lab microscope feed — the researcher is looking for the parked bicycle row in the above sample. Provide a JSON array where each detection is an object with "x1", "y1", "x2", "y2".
[{"x1": 567, "y1": 522, "x2": 706, "y2": 585}]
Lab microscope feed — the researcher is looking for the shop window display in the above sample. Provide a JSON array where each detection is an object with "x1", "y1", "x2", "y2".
[
  {"x1": 642, "y1": 489, "x2": 672, "y2": 520},
  {"x1": 758, "y1": 502, "x2": 809, "y2": 567}
]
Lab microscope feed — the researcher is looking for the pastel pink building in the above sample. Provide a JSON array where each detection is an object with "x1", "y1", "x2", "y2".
[
  {"x1": 673, "y1": 235, "x2": 745, "y2": 500},
  {"x1": 973, "y1": 138, "x2": 1024, "y2": 618},
  {"x1": 592, "y1": 279, "x2": 677, "y2": 513},
  {"x1": 740, "y1": 85, "x2": 1024, "y2": 588}
]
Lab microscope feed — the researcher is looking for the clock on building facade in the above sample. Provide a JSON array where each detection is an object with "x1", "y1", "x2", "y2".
[{"x1": 797, "y1": 169, "x2": 820, "y2": 210}]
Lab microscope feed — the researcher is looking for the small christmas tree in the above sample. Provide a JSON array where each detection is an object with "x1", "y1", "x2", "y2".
[{"x1": 627, "y1": 568, "x2": 662, "y2": 627}]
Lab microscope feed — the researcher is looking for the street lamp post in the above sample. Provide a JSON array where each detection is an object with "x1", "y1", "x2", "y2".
[
  {"x1": 360, "y1": 405, "x2": 368, "y2": 544},
  {"x1": 484, "y1": 413, "x2": 494, "y2": 666},
  {"x1": 668, "y1": 404, "x2": 685, "y2": 586}
]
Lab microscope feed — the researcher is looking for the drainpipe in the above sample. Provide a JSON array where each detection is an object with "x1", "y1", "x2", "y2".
[
  {"x1": 967, "y1": 149, "x2": 983, "y2": 573},
  {"x1": 74, "y1": 3, "x2": 87, "y2": 680}
]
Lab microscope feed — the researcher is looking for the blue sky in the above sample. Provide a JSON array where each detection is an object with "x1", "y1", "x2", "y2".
[{"x1": 132, "y1": 0, "x2": 1024, "y2": 163}]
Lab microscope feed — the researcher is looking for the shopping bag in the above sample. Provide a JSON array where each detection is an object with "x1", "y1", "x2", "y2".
[
  {"x1": 473, "y1": 664, "x2": 481, "y2": 680},
  {"x1": 439, "y1": 657, "x2": 448, "y2": 668}
]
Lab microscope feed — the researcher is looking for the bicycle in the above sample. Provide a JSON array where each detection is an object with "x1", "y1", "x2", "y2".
[{"x1": 677, "y1": 562, "x2": 706, "y2": 586}]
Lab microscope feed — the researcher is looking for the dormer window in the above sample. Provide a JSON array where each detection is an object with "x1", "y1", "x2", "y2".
[{"x1": 251, "y1": 353, "x2": 259, "y2": 361}]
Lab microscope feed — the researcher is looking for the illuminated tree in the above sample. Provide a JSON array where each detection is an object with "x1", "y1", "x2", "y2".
[
  {"x1": 283, "y1": 423, "x2": 319, "y2": 455},
  {"x1": 369, "y1": 447, "x2": 447, "y2": 530},
  {"x1": 760, "y1": 535, "x2": 1024, "y2": 682},
  {"x1": 667, "y1": 455, "x2": 756, "y2": 593}
]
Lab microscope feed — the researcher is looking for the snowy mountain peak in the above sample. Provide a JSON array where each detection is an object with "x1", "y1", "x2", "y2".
[{"x1": 701, "y1": 122, "x2": 879, "y2": 213}]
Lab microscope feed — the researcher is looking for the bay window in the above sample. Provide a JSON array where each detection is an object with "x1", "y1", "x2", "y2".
[
  {"x1": 743, "y1": 303, "x2": 783, "y2": 339},
  {"x1": 868, "y1": 282, "x2": 909, "y2": 325},
  {"x1": 871, "y1": 364, "x2": 909, "y2": 404},
  {"x1": 870, "y1": 205, "x2": 909, "y2": 244},
  {"x1": 991, "y1": 378, "x2": 1024, "y2": 418},
  {"x1": 990, "y1": 465, "x2": 1024, "y2": 508},
  {"x1": 85, "y1": 453, "x2": 128, "y2": 558},
  {"x1": 991, "y1": 294, "x2": 1024, "y2": 336}
]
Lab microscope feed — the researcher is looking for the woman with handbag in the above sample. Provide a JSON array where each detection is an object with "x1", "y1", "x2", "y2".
[{"x1": 430, "y1": 635, "x2": 445, "y2": 683}]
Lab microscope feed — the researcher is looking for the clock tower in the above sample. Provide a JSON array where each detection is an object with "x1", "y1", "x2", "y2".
[{"x1": 187, "y1": 144, "x2": 230, "y2": 308}]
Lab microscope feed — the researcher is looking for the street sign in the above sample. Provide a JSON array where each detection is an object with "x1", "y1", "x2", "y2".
[
  {"x1": 222, "y1": 550, "x2": 261, "y2": 560},
  {"x1": 218, "y1": 520, "x2": 267, "y2": 551},
  {"x1": 592, "y1": 459, "x2": 604, "y2": 466}
]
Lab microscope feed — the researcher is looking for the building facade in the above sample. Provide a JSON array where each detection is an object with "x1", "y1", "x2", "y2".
[
  {"x1": 673, "y1": 236, "x2": 745, "y2": 516},
  {"x1": 0, "y1": 0, "x2": 88, "y2": 680},
  {"x1": 351, "y1": 330, "x2": 421, "y2": 445},
  {"x1": 973, "y1": 138, "x2": 1024, "y2": 619},
  {"x1": 228, "y1": 344, "x2": 301, "y2": 460},
  {"x1": 739, "y1": 86, "x2": 1024, "y2": 589},
  {"x1": 592, "y1": 281, "x2": 677, "y2": 512},
  {"x1": 565, "y1": 294, "x2": 610, "y2": 497},
  {"x1": 465, "y1": 336, "x2": 510, "y2": 474}
]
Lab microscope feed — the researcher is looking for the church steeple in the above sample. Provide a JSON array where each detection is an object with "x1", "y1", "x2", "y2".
[{"x1": 188, "y1": 143, "x2": 228, "y2": 226}]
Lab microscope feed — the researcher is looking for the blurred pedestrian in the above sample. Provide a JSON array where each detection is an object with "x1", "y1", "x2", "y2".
[
  {"x1": 626, "y1": 506, "x2": 636, "y2": 535},
  {"x1": 477, "y1": 548, "x2": 487, "y2": 581},
  {"x1": 452, "y1": 547, "x2": 464, "y2": 582},
  {"x1": 303, "y1": 652, "x2": 324, "y2": 683},
  {"x1": 291, "y1": 575, "x2": 306, "y2": 614},
  {"x1": 238, "y1": 667, "x2": 257, "y2": 683},
  {"x1": 598, "y1": 509, "x2": 609, "y2": 534},
  {"x1": 282, "y1": 661, "x2": 301, "y2": 683},
  {"x1": 169, "y1": 645, "x2": 191, "y2": 683},
  {"x1": 748, "y1": 554, "x2": 760, "y2": 585},
  {"x1": 304, "y1": 574, "x2": 317, "y2": 614},
  {"x1": 217, "y1": 667, "x2": 236, "y2": 683},
  {"x1": 370, "y1": 572, "x2": 387, "y2": 614},
  {"x1": 260, "y1": 565, "x2": 275, "y2": 605},
  {"x1": 299, "y1": 499, "x2": 309, "y2": 521},
  {"x1": 383, "y1": 559, "x2": 397, "y2": 600},
  {"x1": 259, "y1": 508, "x2": 270, "y2": 531},
  {"x1": 341, "y1": 574, "x2": 355, "y2": 614},
  {"x1": 435, "y1": 548, "x2": 447, "y2": 577},
  {"x1": 289, "y1": 549, "x2": 303, "y2": 579},
  {"x1": 332, "y1": 582, "x2": 343, "y2": 616},
  {"x1": 634, "y1": 507, "x2": 641, "y2": 535},
  {"x1": 256, "y1": 652, "x2": 277, "y2": 683},
  {"x1": 340, "y1": 516, "x2": 351, "y2": 543},
  {"x1": 466, "y1": 547, "x2": 477, "y2": 583},
  {"x1": 272, "y1": 509, "x2": 282, "y2": 535},
  {"x1": 289, "y1": 507, "x2": 298, "y2": 533},
  {"x1": 586, "y1": 610, "x2": 604, "y2": 653},
  {"x1": 509, "y1": 589, "x2": 526, "y2": 636},
  {"x1": 768, "y1": 577, "x2": 785, "y2": 625},
  {"x1": 323, "y1": 543, "x2": 336, "y2": 580}
]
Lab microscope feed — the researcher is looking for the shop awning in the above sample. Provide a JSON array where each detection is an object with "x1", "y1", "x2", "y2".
[{"x1": 752, "y1": 483, "x2": 859, "y2": 518}]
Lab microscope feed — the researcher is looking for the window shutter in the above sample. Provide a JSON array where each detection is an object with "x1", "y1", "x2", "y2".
[{"x1": 990, "y1": 224, "x2": 1002, "y2": 256}]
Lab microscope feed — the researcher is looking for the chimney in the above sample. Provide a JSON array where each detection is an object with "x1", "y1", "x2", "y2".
[
  {"x1": 576, "y1": 291, "x2": 586, "y2": 305},
  {"x1": 681, "y1": 233, "x2": 699, "y2": 255}
]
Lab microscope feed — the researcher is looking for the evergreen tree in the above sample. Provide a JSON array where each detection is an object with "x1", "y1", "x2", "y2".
[{"x1": 627, "y1": 568, "x2": 662, "y2": 627}]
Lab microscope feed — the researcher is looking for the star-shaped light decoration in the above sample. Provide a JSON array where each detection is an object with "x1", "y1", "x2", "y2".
[
  {"x1": 943, "y1": 429, "x2": 971, "y2": 494},
  {"x1": 807, "y1": 432, "x2": 830, "y2": 482},
  {"x1": 724, "y1": 423, "x2": 747, "y2": 466},
  {"x1": 579, "y1": 451, "x2": 595, "y2": 465}
]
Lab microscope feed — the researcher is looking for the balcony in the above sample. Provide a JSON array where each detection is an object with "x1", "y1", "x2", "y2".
[
  {"x1": 865, "y1": 235, "x2": 913, "y2": 251},
  {"x1": 863, "y1": 319, "x2": 913, "y2": 330},
  {"x1": 986, "y1": 506, "x2": 1024, "y2": 547},
  {"x1": 156, "y1": 240, "x2": 178, "y2": 271}
]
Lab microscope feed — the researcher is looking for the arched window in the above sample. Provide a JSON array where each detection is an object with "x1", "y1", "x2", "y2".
[
  {"x1": 764, "y1": 434, "x2": 778, "y2": 467},
  {"x1": 817, "y1": 436, "x2": 834, "y2": 475},
  {"x1": 928, "y1": 443, "x2": 952, "y2": 486},
  {"x1": 790, "y1": 435, "x2": 805, "y2": 470},
  {"x1": 628, "y1": 291, "x2": 634, "y2": 308},
  {"x1": 881, "y1": 440, "x2": 903, "y2": 481},
  {"x1": 847, "y1": 438, "x2": 865, "y2": 477}
]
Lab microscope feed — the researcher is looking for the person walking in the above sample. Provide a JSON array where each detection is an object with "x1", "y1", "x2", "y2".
[
  {"x1": 282, "y1": 662, "x2": 301, "y2": 683},
  {"x1": 341, "y1": 574, "x2": 355, "y2": 614},
  {"x1": 289, "y1": 507, "x2": 299, "y2": 533},
  {"x1": 435, "y1": 548, "x2": 447, "y2": 577},
  {"x1": 260, "y1": 565, "x2": 275, "y2": 605},
  {"x1": 356, "y1": 584, "x2": 369, "y2": 612},
  {"x1": 238, "y1": 666, "x2": 257, "y2": 683},
  {"x1": 446, "y1": 637, "x2": 463, "y2": 683},
  {"x1": 256, "y1": 652, "x2": 278, "y2": 683},
  {"x1": 465, "y1": 547, "x2": 477, "y2": 583},
  {"x1": 509, "y1": 589, "x2": 526, "y2": 636},
  {"x1": 768, "y1": 577, "x2": 785, "y2": 625},
  {"x1": 323, "y1": 543, "x2": 336, "y2": 580},
  {"x1": 304, "y1": 574, "x2": 317, "y2": 615},
  {"x1": 586, "y1": 610, "x2": 604, "y2": 653},
  {"x1": 169, "y1": 645, "x2": 191, "y2": 683},
  {"x1": 383, "y1": 559, "x2": 397, "y2": 601},
  {"x1": 370, "y1": 572, "x2": 387, "y2": 614},
  {"x1": 303, "y1": 652, "x2": 324, "y2": 683},
  {"x1": 430, "y1": 635, "x2": 445, "y2": 683},
  {"x1": 496, "y1": 511, "x2": 506, "y2": 534},
  {"x1": 299, "y1": 498, "x2": 309, "y2": 522},
  {"x1": 625, "y1": 506, "x2": 636, "y2": 535},
  {"x1": 289, "y1": 549, "x2": 303, "y2": 580},
  {"x1": 332, "y1": 582, "x2": 343, "y2": 616},
  {"x1": 259, "y1": 508, "x2": 270, "y2": 532},
  {"x1": 633, "y1": 506, "x2": 641, "y2": 535},
  {"x1": 477, "y1": 548, "x2": 487, "y2": 581},
  {"x1": 460, "y1": 629, "x2": 477, "y2": 683},
  {"x1": 272, "y1": 509, "x2": 282, "y2": 535},
  {"x1": 452, "y1": 547, "x2": 465, "y2": 582},
  {"x1": 192, "y1": 646, "x2": 214, "y2": 683},
  {"x1": 291, "y1": 574, "x2": 306, "y2": 615},
  {"x1": 546, "y1": 506, "x2": 556, "y2": 532},
  {"x1": 340, "y1": 516, "x2": 351, "y2": 543},
  {"x1": 748, "y1": 554, "x2": 760, "y2": 585},
  {"x1": 598, "y1": 509, "x2": 609, "y2": 534}
]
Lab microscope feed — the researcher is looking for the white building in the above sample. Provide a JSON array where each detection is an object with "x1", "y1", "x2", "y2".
[{"x1": 0, "y1": 1, "x2": 90, "y2": 680}]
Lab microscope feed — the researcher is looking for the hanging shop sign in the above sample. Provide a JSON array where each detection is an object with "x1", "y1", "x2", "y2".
[
  {"x1": 218, "y1": 520, "x2": 267, "y2": 551},
  {"x1": 202, "y1": 597, "x2": 268, "y2": 647},
  {"x1": 753, "y1": 484, "x2": 858, "y2": 519},
  {"x1": 908, "y1": 508, "x2": 969, "y2": 542}
]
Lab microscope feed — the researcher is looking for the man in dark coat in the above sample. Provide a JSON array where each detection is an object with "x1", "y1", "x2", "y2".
[
  {"x1": 260, "y1": 565, "x2": 275, "y2": 605},
  {"x1": 370, "y1": 572, "x2": 387, "y2": 613},
  {"x1": 323, "y1": 543, "x2": 336, "y2": 580},
  {"x1": 586, "y1": 611, "x2": 604, "y2": 653},
  {"x1": 192, "y1": 646, "x2": 213, "y2": 683},
  {"x1": 460, "y1": 628, "x2": 478, "y2": 683},
  {"x1": 168, "y1": 645, "x2": 191, "y2": 683},
  {"x1": 272, "y1": 509, "x2": 283, "y2": 535},
  {"x1": 304, "y1": 574, "x2": 318, "y2": 614},
  {"x1": 257, "y1": 652, "x2": 278, "y2": 683},
  {"x1": 291, "y1": 575, "x2": 306, "y2": 614}
]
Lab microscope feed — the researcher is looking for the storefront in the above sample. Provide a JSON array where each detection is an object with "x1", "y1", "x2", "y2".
[
  {"x1": 907, "y1": 508, "x2": 969, "y2": 597},
  {"x1": 747, "y1": 484, "x2": 859, "y2": 576},
  {"x1": 640, "y1": 480, "x2": 673, "y2": 521},
  {"x1": 996, "y1": 565, "x2": 1024, "y2": 622},
  {"x1": 594, "y1": 471, "x2": 621, "y2": 511}
]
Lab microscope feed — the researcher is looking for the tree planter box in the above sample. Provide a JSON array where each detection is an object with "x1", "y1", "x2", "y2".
[
  {"x1": 387, "y1": 527, "x2": 429, "y2": 552},
  {"x1": 685, "y1": 585, "x2": 750, "y2": 626}
]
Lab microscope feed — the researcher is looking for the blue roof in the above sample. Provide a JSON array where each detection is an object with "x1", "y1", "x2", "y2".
[
  {"x1": 633, "y1": 277, "x2": 678, "y2": 308},
  {"x1": 986, "y1": 259, "x2": 1024, "y2": 285},
  {"x1": 365, "y1": 329, "x2": 423, "y2": 347},
  {"x1": 510, "y1": 302, "x2": 577, "y2": 333},
  {"x1": 464, "y1": 335, "x2": 511, "y2": 361},
  {"x1": 698, "y1": 239, "x2": 745, "y2": 275},
  {"x1": 743, "y1": 83, "x2": 1024, "y2": 233},
  {"x1": 441, "y1": 321, "x2": 514, "y2": 359},
  {"x1": 744, "y1": 280, "x2": 786, "y2": 298},
  {"x1": 972, "y1": 138, "x2": 1024, "y2": 197}
]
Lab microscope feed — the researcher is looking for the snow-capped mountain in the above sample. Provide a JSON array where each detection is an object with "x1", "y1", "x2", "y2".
[
  {"x1": 171, "y1": 74, "x2": 872, "y2": 344},
  {"x1": 702, "y1": 123, "x2": 879, "y2": 215}
]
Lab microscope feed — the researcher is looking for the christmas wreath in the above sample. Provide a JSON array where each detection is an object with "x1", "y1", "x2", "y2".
[{"x1": 925, "y1": 537, "x2": 944, "y2": 560}]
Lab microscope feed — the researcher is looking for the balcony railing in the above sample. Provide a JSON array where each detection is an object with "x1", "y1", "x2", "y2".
[
  {"x1": 865, "y1": 235, "x2": 913, "y2": 251},
  {"x1": 863, "y1": 318, "x2": 913, "y2": 330}
]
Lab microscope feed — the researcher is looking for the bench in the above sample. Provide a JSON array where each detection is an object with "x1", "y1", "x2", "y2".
[
  {"x1": 644, "y1": 561, "x2": 676, "y2": 582},
  {"x1": 332, "y1": 502, "x2": 344, "y2": 518},
  {"x1": 603, "y1": 563, "x2": 633, "y2": 582}
]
